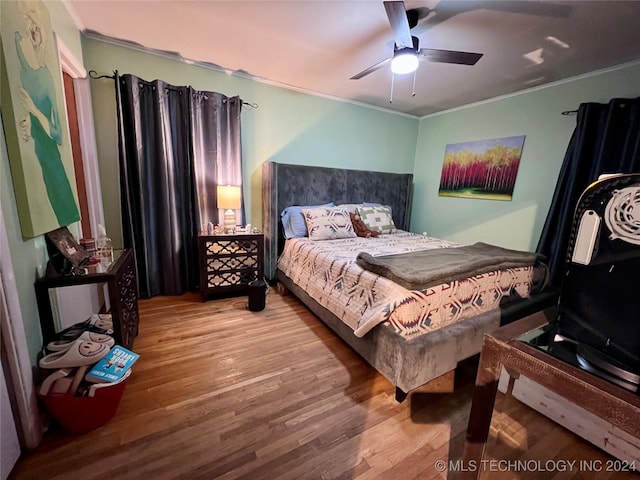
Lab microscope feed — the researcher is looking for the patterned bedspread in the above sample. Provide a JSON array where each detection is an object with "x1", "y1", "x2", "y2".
[{"x1": 277, "y1": 231, "x2": 548, "y2": 339}]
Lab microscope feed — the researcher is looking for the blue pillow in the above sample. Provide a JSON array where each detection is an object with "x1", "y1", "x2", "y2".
[{"x1": 281, "y1": 203, "x2": 334, "y2": 238}]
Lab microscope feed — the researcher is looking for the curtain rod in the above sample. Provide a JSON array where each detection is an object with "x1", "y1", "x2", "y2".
[
  {"x1": 561, "y1": 109, "x2": 577, "y2": 115},
  {"x1": 88, "y1": 70, "x2": 258, "y2": 109}
]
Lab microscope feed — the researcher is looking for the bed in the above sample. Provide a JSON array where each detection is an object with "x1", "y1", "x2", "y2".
[{"x1": 262, "y1": 161, "x2": 551, "y2": 401}]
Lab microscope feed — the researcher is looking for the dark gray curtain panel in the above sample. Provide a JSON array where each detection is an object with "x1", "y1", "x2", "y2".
[
  {"x1": 190, "y1": 90, "x2": 244, "y2": 229},
  {"x1": 537, "y1": 97, "x2": 640, "y2": 286},
  {"x1": 115, "y1": 73, "x2": 243, "y2": 297}
]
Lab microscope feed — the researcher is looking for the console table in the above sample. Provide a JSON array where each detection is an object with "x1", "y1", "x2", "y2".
[
  {"x1": 460, "y1": 311, "x2": 640, "y2": 480},
  {"x1": 35, "y1": 248, "x2": 139, "y2": 350}
]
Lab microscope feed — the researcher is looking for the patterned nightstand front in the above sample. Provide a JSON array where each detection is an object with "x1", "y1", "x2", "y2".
[{"x1": 198, "y1": 233, "x2": 264, "y2": 301}]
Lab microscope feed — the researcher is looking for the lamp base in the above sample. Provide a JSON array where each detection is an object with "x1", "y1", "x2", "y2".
[{"x1": 224, "y1": 209, "x2": 236, "y2": 234}]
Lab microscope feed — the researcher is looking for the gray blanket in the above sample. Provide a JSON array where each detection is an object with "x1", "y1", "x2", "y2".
[{"x1": 356, "y1": 242, "x2": 544, "y2": 290}]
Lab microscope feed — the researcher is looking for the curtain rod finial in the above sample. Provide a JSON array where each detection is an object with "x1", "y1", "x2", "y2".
[{"x1": 89, "y1": 70, "x2": 115, "y2": 80}]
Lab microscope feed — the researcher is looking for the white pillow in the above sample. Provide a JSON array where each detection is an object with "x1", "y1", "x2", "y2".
[
  {"x1": 335, "y1": 203, "x2": 364, "y2": 214},
  {"x1": 281, "y1": 202, "x2": 334, "y2": 238},
  {"x1": 302, "y1": 207, "x2": 356, "y2": 240},
  {"x1": 356, "y1": 205, "x2": 397, "y2": 234}
]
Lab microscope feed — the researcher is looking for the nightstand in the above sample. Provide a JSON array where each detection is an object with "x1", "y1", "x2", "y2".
[{"x1": 198, "y1": 233, "x2": 264, "y2": 302}]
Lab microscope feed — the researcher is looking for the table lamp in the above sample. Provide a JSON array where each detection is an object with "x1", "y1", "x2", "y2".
[{"x1": 217, "y1": 185, "x2": 241, "y2": 234}]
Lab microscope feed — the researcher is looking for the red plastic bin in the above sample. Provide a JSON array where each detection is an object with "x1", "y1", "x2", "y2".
[{"x1": 39, "y1": 377, "x2": 129, "y2": 434}]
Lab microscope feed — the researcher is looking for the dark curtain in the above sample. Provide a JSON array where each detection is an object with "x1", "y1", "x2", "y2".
[
  {"x1": 190, "y1": 89, "x2": 244, "y2": 228},
  {"x1": 116, "y1": 73, "x2": 243, "y2": 297},
  {"x1": 537, "y1": 97, "x2": 640, "y2": 286}
]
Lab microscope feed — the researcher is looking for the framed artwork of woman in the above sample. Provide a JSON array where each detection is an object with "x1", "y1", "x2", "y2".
[{"x1": 1, "y1": 0, "x2": 80, "y2": 238}]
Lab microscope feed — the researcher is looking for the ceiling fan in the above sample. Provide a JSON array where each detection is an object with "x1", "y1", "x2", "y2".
[{"x1": 351, "y1": 1, "x2": 484, "y2": 80}]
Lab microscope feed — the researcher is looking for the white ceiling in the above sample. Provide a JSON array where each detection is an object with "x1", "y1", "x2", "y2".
[{"x1": 66, "y1": 0, "x2": 640, "y2": 117}]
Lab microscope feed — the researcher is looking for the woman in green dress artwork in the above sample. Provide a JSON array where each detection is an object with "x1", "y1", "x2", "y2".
[{"x1": 16, "y1": 1, "x2": 78, "y2": 226}]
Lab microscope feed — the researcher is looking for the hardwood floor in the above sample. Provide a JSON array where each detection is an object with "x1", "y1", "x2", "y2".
[{"x1": 10, "y1": 290, "x2": 637, "y2": 479}]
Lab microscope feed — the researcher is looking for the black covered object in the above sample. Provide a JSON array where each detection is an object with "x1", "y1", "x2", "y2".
[
  {"x1": 248, "y1": 280, "x2": 267, "y2": 312},
  {"x1": 537, "y1": 97, "x2": 640, "y2": 287},
  {"x1": 556, "y1": 174, "x2": 640, "y2": 374}
]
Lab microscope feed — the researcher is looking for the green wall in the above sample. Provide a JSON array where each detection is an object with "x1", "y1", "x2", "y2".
[
  {"x1": 0, "y1": 0, "x2": 84, "y2": 362},
  {"x1": 81, "y1": 38, "x2": 420, "y2": 247},
  {"x1": 44, "y1": 0, "x2": 83, "y2": 61},
  {"x1": 412, "y1": 62, "x2": 640, "y2": 251}
]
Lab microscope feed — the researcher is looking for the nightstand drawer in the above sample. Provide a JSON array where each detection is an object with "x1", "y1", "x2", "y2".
[
  {"x1": 206, "y1": 255, "x2": 258, "y2": 271},
  {"x1": 204, "y1": 239, "x2": 259, "y2": 255}
]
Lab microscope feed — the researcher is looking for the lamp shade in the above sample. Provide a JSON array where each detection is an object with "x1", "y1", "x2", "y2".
[
  {"x1": 217, "y1": 185, "x2": 241, "y2": 210},
  {"x1": 391, "y1": 51, "x2": 419, "y2": 74}
]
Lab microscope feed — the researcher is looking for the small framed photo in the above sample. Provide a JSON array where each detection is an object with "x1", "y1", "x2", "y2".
[{"x1": 45, "y1": 227, "x2": 88, "y2": 267}]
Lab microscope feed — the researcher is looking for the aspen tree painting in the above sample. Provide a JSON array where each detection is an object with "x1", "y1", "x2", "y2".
[{"x1": 438, "y1": 135, "x2": 525, "y2": 201}]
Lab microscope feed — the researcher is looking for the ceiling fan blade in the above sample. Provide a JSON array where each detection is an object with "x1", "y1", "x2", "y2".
[
  {"x1": 418, "y1": 48, "x2": 483, "y2": 66},
  {"x1": 350, "y1": 57, "x2": 392, "y2": 80},
  {"x1": 383, "y1": 1, "x2": 413, "y2": 49}
]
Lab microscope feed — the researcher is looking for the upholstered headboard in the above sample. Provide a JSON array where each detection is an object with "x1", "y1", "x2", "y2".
[{"x1": 262, "y1": 161, "x2": 413, "y2": 280}]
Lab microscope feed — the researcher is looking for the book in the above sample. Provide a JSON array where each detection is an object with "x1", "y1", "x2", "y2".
[{"x1": 85, "y1": 345, "x2": 139, "y2": 383}]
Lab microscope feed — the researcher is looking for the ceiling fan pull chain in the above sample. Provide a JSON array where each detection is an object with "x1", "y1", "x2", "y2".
[
  {"x1": 389, "y1": 72, "x2": 395, "y2": 103},
  {"x1": 412, "y1": 69, "x2": 417, "y2": 97}
]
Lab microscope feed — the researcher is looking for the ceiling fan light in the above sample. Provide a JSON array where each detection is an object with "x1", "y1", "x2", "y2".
[{"x1": 390, "y1": 51, "x2": 419, "y2": 74}]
